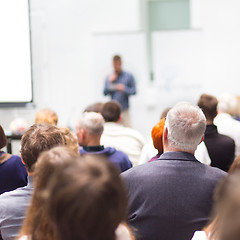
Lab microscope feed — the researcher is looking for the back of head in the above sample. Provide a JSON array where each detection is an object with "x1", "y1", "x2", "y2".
[
  {"x1": 76, "y1": 112, "x2": 104, "y2": 136},
  {"x1": 45, "y1": 155, "x2": 127, "y2": 240},
  {"x1": 165, "y1": 102, "x2": 206, "y2": 153},
  {"x1": 101, "y1": 101, "x2": 122, "y2": 122},
  {"x1": 20, "y1": 146, "x2": 78, "y2": 240},
  {"x1": 217, "y1": 94, "x2": 239, "y2": 116},
  {"x1": 210, "y1": 171, "x2": 240, "y2": 240},
  {"x1": 35, "y1": 108, "x2": 58, "y2": 126},
  {"x1": 198, "y1": 94, "x2": 218, "y2": 122},
  {"x1": 83, "y1": 102, "x2": 104, "y2": 113},
  {"x1": 21, "y1": 123, "x2": 65, "y2": 173},
  {"x1": 0, "y1": 125, "x2": 7, "y2": 149}
]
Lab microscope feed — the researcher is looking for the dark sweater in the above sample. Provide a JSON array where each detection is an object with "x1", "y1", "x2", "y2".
[{"x1": 204, "y1": 124, "x2": 235, "y2": 172}]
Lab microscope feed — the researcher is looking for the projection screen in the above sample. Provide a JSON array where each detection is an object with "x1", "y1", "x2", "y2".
[{"x1": 0, "y1": 0, "x2": 33, "y2": 106}]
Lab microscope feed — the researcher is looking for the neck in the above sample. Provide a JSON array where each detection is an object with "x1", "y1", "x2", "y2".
[
  {"x1": 206, "y1": 119, "x2": 213, "y2": 125},
  {"x1": 163, "y1": 144, "x2": 195, "y2": 155}
]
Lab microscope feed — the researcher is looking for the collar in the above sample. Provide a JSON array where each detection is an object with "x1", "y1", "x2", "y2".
[
  {"x1": 82, "y1": 145, "x2": 104, "y2": 152},
  {"x1": 27, "y1": 175, "x2": 34, "y2": 188},
  {"x1": 158, "y1": 151, "x2": 199, "y2": 162},
  {"x1": 205, "y1": 124, "x2": 218, "y2": 135}
]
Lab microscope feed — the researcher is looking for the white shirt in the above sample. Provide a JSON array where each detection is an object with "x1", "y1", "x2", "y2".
[
  {"x1": 191, "y1": 231, "x2": 208, "y2": 240},
  {"x1": 195, "y1": 142, "x2": 211, "y2": 165},
  {"x1": 214, "y1": 113, "x2": 240, "y2": 157},
  {"x1": 101, "y1": 122, "x2": 146, "y2": 166}
]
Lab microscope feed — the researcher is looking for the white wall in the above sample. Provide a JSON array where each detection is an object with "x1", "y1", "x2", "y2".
[{"x1": 2, "y1": 0, "x2": 240, "y2": 143}]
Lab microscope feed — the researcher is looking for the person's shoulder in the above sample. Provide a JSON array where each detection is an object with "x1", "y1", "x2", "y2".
[
  {"x1": 202, "y1": 163, "x2": 227, "y2": 179},
  {"x1": 121, "y1": 161, "x2": 158, "y2": 178}
]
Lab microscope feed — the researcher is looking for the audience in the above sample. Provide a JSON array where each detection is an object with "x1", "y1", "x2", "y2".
[
  {"x1": 3, "y1": 95, "x2": 240, "y2": 240},
  {"x1": 18, "y1": 146, "x2": 77, "y2": 240},
  {"x1": 214, "y1": 94, "x2": 240, "y2": 156},
  {"x1": 122, "y1": 102, "x2": 226, "y2": 240},
  {"x1": 100, "y1": 101, "x2": 145, "y2": 166},
  {"x1": 35, "y1": 108, "x2": 58, "y2": 125},
  {"x1": 0, "y1": 123, "x2": 65, "y2": 240},
  {"x1": 0, "y1": 125, "x2": 27, "y2": 195},
  {"x1": 44, "y1": 154, "x2": 134, "y2": 240},
  {"x1": 195, "y1": 94, "x2": 235, "y2": 171},
  {"x1": 76, "y1": 112, "x2": 132, "y2": 172}
]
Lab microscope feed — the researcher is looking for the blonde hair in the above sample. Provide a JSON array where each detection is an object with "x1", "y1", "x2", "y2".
[
  {"x1": 59, "y1": 127, "x2": 79, "y2": 155},
  {"x1": 35, "y1": 109, "x2": 58, "y2": 125}
]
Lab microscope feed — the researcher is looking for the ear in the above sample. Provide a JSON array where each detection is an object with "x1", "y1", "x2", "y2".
[
  {"x1": 163, "y1": 126, "x2": 168, "y2": 140},
  {"x1": 117, "y1": 114, "x2": 122, "y2": 123}
]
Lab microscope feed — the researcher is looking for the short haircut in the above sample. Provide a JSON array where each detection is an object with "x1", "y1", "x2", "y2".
[
  {"x1": 76, "y1": 112, "x2": 104, "y2": 135},
  {"x1": 101, "y1": 101, "x2": 122, "y2": 122},
  {"x1": 198, "y1": 94, "x2": 218, "y2": 121},
  {"x1": 113, "y1": 55, "x2": 121, "y2": 62},
  {"x1": 45, "y1": 155, "x2": 127, "y2": 240},
  {"x1": 21, "y1": 123, "x2": 65, "y2": 173},
  {"x1": 83, "y1": 102, "x2": 104, "y2": 113},
  {"x1": 0, "y1": 125, "x2": 7, "y2": 149},
  {"x1": 165, "y1": 102, "x2": 206, "y2": 152},
  {"x1": 35, "y1": 108, "x2": 58, "y2": 126}
]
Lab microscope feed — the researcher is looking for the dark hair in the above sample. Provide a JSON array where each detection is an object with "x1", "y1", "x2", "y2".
[
  {"x1": 0, "y1": 125, "x2": 7, "y2": 149},
  {"x1": 46, "y1": 155, "x2": 128, "y2": 240},
  {"x1": 19, "y1": 146, "x2": 78, "y2": 240},
  {"x1": 198, "y1": 94, "x2": 218, "y2": 121},
  {"x1": 113, "y1": 55, "x2": 121, "y2": 62},
  {"x1": 21, "y1": 123, "x2": 65, "y2": 172},
  {"x1": 83, "y1": 102, "x2": 104, "y2": 113},
  {"x1": 101, "y1": 101, "x2": 122, "y2": 122}
]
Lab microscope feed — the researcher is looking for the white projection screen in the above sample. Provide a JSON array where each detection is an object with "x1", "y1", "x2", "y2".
[{"x1": 0, "y1": 0, "x2": 32, "y2": 106}]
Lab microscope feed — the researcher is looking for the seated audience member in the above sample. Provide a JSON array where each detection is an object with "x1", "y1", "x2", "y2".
[
  {"x1": 214, "y1": 94, "x2": 240, "y2": 156},
  {"x1": 83, "y1": 102, "x2": 104, "y2": 113},
  {"x1": 0, "y1": 125, "x2": 27, "y2": 195},
  {"x1": 192, "y1": 171, "x2": 240, "y2": 240},
  {"x1": 148, "y1": 118, "x2": 165, "y2": 162},
  {"x1": 138, "y1": 107, "x2": 170, "y2": 165},
  {"x1": 18, "y1": 146, "x2": 78, "y2": 240},
  {"x1": 100, "y1": 101, "x2": 145, "y2": 166},
  {"x1": 44, "y1": 155, "x2": 134, "y2": 240},
  {"x1": 195, "y1": 94, "x2": 235, "y2": 171},
  {"x1": 76, "y1": 112, "x2": 132, "y2": 173},
  {"x1": 59, "y1": 127, "x2": 79, "y2": 155},
  {"x1": 122, "y1": 102, "x2": 226, "y2": 240},
  {"x1": 35, "y1": 108, "x2": 58, "y2": 125},
  {"x1": 0, "y1": 123, "x2": 65, "y2": 240}
]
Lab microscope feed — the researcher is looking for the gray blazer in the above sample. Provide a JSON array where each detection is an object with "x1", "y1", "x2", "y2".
[{"x1": 121, "y1": 151, "x2": 226, "y2": 240}]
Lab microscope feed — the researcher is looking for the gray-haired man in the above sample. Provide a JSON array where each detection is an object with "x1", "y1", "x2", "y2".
[{"x1": 122, "y1": 102, "x2": 226, "y2": 240}]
